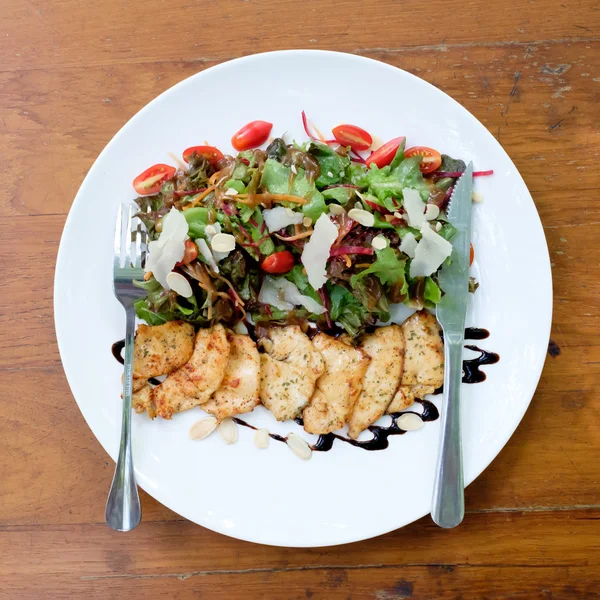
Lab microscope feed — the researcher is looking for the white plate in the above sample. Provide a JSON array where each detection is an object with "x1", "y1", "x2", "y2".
[{"x1": 54, "y1": 50, "x2": 552, "y2": 547}]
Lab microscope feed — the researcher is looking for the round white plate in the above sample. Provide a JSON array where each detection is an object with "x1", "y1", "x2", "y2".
[{"x1": 54, "y1": 50, "x2": 552, "y2": 547}]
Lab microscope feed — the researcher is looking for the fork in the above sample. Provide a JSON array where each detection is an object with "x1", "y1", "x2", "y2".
[{"x1": 106, "y1": 204, "x2": 146, "y2": 532}]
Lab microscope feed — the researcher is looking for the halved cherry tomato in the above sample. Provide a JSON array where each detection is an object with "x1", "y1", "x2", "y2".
[
  {"x1": 404, "y1": 146, "x2": 442, "y2": 174},
  {"x1": 176, "y1": 240, "x2": 199, "y2": 266},
  {"x1": 261, "y1": 251, "x2": 295, "y2": 274},
  {"x1": 231, "y1": 120, "x2": 273, "y2": 151},
  {"x1": 470, "y1": 243, "x2": 474, "y2": 266},
  {"x1": 182, "y1": 145, "x2": 224, "y2": 165},
  {"x1": 365, "y1": 137, "x2": 405, "y2": 169},
  {"x1": 332, "y1": 124, "x2": 373, "y2": 152},
  {"x1": 133, "y1": 164, "x2": 176, "y2": 195}
]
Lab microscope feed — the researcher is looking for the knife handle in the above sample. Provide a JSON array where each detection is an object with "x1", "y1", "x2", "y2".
[{"x1": 431, "y1": 338, "x2": 465, "y2": 528}]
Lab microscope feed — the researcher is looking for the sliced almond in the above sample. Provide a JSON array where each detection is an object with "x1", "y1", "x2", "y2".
[
  {"x1": 328, "y1": 204, "x2": 345, "y2": 216},
  {"x1": 424, "y1": 204, "x2": 440, "y2": 220},
  {"x1": 204, "y1": 224, "x2": 217, "y2": 236},
  {"x1": 224, "y1": 188, "x2": 239, "y2": 197},
  {"x1": 371, "y1": 235, "x2": 388, "y2": 250},
  {"x1": 472, "y1": 191, "x2": 484, "y2": 203},
  {"x1": 348, "y1": 208, "x2": 375, "y2": 227},
  {"x1": 211, "y1": 233, "x2": 236, "y2": 253},
  {"x1": 254, "y1": 428, "x2": 270, "y2": 449},
  {"x1": 396, "y1": 412, "x2": 424, "y2": 431},
  {"x1": 189, "y1": 416, "x2": 218, "y2": 440},
  {"x1": 166, "y1": 271, "x2": 193, "y2": 298},
  {"x1": 233, "y1": 321, "x2": 249, "y2": 335},
  {"x1": 286, "y1": 432, "x2": 312, "y2": 460},
  {"x1": 302, "y1": 216, "x2": 313, "y2": 228},
  {"x1": 435, "y1": 222, "x2": 443, "y2": 232},
  {"x1": 217, "y1": 418, "x2": 238, "y2": 444}
]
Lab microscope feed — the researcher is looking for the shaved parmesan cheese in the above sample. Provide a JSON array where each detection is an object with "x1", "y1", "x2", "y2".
[
  {"x1": 258, "y1": 276, "x2": 326, "y2": 314},
  {"x1": 300, "y1": 214, "x2": 338, "y2": 290},
  {"x1": 409, "y1": 224, "x2": 453, "y2": 278},
  {"x1": 166, "y1": 272, "x2": 193, "y2": 298},
  {"x1": 400, "y1": 232, "x2": 418, "y2": 258},
  {"x1": 263, "y1": 206, "x2": 303, "y2": 233},
  {"x1": 196, "y1": 238, "x2": 219, "y2": 273},
  {"x1": 403, "y1": 188, "x2": 427, "y2": 228},
  {"x1": 144, "y1": 208, "x2": 188, "y2": 289}
]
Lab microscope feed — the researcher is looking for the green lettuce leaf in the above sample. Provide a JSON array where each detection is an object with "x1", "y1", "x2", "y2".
[
  {"x1": 328, "y1": 284, "x2": 374, "y2": 337},
  {"x1": 364, "y1": 156, "x2": 430, "y2": 208},
  {"x1": 424, "y1": 276, "x2": 441, "y2": 306},
  {"x1": 260, "y1": 158, "x2": 326, "y2": 221},
  {"x1": 350, "y1": 247, "x2": 408, "y2": 289}
]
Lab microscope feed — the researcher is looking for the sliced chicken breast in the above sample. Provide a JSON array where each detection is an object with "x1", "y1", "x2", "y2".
[
  {"x1": 386, "y1": 311, "x2": 444, "y2": 413},
  {"x1": 153, "y1": 325, "x2": 230, "y2": 419},
  {"x1": 133, "y1": 321, "x2": 195, "y2": 379},
  {"x1": 303, "y1": 333, "x2": 370, "y2": 434},
  {"x1": 259, "y1": 326, "x2": 324, "y2": 421},
  {"x1": 132, "y1": 383, "x2": 156, "y2": 419},
  {"x1": 203, "y1": 332, "x2": 260, "y2": 421},
  {"x1": 347, "y1": 325, "x2": 405, "y2": 439}
]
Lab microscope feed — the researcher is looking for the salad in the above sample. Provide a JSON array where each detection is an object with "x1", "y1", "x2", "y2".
[{"x1": 132, "y1": 114, "x2": 490, "y2": 340}]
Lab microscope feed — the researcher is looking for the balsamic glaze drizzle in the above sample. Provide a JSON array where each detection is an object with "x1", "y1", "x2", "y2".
[{"x1": 112, "y1": 326, "x2": 499, "y2": 453}]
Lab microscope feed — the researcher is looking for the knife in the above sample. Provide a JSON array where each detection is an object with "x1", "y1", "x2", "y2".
[{"x1": 431, "y1": 162, "x2": 473, "y2": 528}]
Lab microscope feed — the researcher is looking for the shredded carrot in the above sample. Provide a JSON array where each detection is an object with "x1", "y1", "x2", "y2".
[
  {"x1": 236, "y1": 193, "x2": 308, "y2": 205},
  {"x1": 274, "y1": 228, "x2": 314, "y2": 241},
  {"x1": 342, "y1": 254, "x2": 351, "y2": 268},
  {"x1": 209, "y1": 171, "x2": 222, "y2": 186},
  {"x1": 143, "y1": 271, "x2": 152, "y2": 281},
  {"x1": 182, "y1": 186, "x2": 215, "y2": 210},
  {"x1": 294, "y1": 223, "x2": 301, "y2": 235},
  {"x1": 355, "y1": 263, "x2": 372, "y2": 269}
]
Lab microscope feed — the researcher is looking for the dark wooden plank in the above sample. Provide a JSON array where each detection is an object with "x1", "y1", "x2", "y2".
[
  {"x1": 1, "y1": 0, "x2": 597, "y2": 72},
  {"x1": 1, "y1": 41, "x2": 598, "y2": 217}
]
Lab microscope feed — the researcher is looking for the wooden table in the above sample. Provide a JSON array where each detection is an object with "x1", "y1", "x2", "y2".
[{"x1": 1, "y1": 1, "x2": 599, "y2": 598}]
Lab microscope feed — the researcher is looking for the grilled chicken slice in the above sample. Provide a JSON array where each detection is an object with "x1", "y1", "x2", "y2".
[
  {"x1": 347, "y1": 325, "x2": 405, "y2": 439},
  {"x1": 132, "y1": 383, "x2": 156, "y2": 419},
  {"x1": 133, "y1": 321, "x2": 195, "y2": 379},
  {"x1": 259, "y1": 326, "x2": 324, "y2": 421},
  {"x1": 303, "y1": 333, "x2": 370, "y2": 434},
  {"x1": 387, "y1": 311, "x2": 444, "y2": 413},
  {"x1": 203, "y1": 332, "x2": 260, "y2": 421},
  {"x1": 153, "y1": 324, "x2": 230, "y2": 419}
]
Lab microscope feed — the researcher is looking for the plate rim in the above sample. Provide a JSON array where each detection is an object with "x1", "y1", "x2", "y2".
[{"x1": 54, "y1": 49, "x2": 553, "y2": 547}]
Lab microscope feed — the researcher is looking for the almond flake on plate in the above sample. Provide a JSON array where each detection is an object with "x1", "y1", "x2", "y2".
[
  {"x1": 286, "y1": 432, "x2": 312, "y2": 460},
  {"x1": 396, "y1": 413, "x2": 424, "y2": 431},
  {"x1": 254, "y1": 428, "x2": 270, "y2": 449},
  {"x1": 189, "y1": 416, "x2": 218, "y2": 440},
  {"x1": 217, "y1": 418, "x2": 238, "y2": 444}
]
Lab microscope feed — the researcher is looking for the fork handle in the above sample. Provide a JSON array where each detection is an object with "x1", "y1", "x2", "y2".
[
  {"x1": 105, "y1": 307, "x2": 142, "y2": 531},
  {"x1": 431, "y1": 338, "x2": 464, "y2": 528}
]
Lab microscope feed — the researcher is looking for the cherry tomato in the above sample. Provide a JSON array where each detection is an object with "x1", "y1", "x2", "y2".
[
  {"x1": 261, "y1": 251, "x2": 295, "y2": 274},
  {"x1": 231, "y1": 120, "x2": 273, "y2": 151},
  {"x1": 133, "y1": 164, "x2": 176, "y2": 195},
  {"x1": 365, "y1": 137, "x2": 405, "y2": 169},
  {"x1": 176, "y1": 240, "x2": 199, "y2": 266},
  {"x1": 469, "y1": 243, "x2": 474, "y2": 266},
  {"x1": 182, "y1": 145, "x2": 224, "y2": 165},
  {"x1": 404, "y1": 146, "x2": 442, "y2": 174},
  {"x1": 332, "y1": 124, "x2": 373, "y2": 152}
]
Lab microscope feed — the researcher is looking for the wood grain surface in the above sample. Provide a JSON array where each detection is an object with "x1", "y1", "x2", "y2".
[{"x1": 1, "y1": 0, "x2": 599, "y2": 598}]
